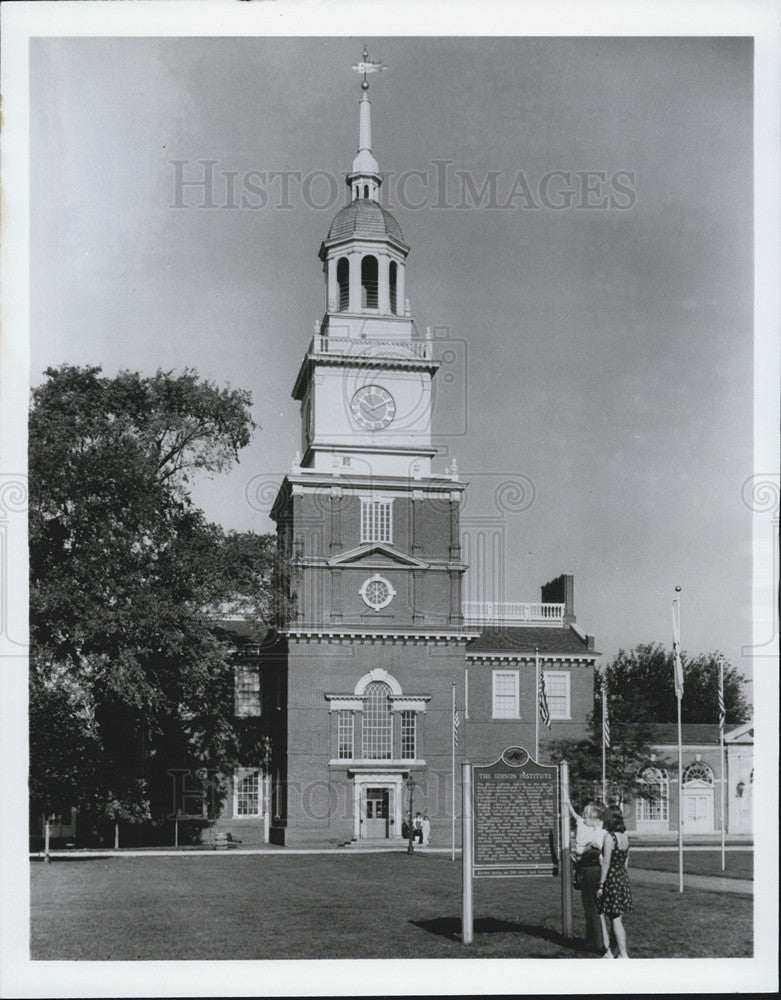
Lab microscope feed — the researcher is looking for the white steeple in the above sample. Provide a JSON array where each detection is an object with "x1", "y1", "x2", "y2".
[{"x1": 348, "y1": 48, "x2": 383, "y2": 201}]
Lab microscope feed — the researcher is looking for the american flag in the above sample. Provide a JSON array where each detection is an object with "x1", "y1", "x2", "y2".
[
  {"x1": 538, "y1": 672, "x2": 551, "y2": 729},
  {"x1": 453, "y1": 705, "x2": 460, "y2": 751},
  {"x1": 718, "y1": 656, "x2": 726, "y2": 733},
  {"x1": 602, "y1": 688, "x2": 610, "y2": 749}
]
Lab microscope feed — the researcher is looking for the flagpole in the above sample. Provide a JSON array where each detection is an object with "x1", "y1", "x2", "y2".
[
  {"x1": 601, "y1": 684, "x2": 607, "y2": 804},
  {"x1": 535, "y1": 648, "x2": 540, "y2": 762},
  {"x1": 673, "y1": 588, "x2": 683, "y2": 893},
  {"x1": 451, "y1": 681, "x2": 456, "y2": 862},
  {"x1": 719, "y1": 655, "x2": 726, "y2": 871}
]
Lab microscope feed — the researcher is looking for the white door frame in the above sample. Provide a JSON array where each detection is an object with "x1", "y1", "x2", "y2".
[{"x1": 352, "y1": 773, "x2": 406, "y2": 840}]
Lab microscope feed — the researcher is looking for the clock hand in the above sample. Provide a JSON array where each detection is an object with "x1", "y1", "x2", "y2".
[{"x1": 363, "y1": 399, "x2": 389, "y2": 412}]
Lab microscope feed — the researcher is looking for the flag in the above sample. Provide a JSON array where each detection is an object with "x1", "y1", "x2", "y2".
[
  {"x1": 538, "y1": 672, "x2": 551, "y2": 729},
  {"x1": 453, "y1": 705, "x2": 460, "y2": 751},
  {"x1": 718, "y1": 657, "x2": 726, "y2": 733},
  {"x1": 672, "y1": 600, "x2": 684, "y2": 700},
  {"x1": 603, "y1": 689, "x2": 611, "y2": 749}
]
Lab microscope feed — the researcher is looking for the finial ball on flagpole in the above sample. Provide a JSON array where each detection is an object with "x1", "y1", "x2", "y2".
[{"x1": 675, "y1": 585, "x2": 681, "y2": 592}]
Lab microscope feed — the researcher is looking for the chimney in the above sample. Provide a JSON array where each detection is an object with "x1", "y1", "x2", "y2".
[{"x1": 541, "y1": 572, "x2": 575, "y2": 625}]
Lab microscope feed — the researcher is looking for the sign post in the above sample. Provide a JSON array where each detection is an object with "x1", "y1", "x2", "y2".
[
  {"x1": 461, "y1": 761, "x2": 473, "y2": 944},
  {"x1": 559, "y1": 760, "x2": 573, "y2": 938}
]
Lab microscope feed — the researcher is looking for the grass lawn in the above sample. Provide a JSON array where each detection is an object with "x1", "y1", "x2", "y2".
[
  {"x1": 630, "y1": 850, "x2": 753, "y2": 880},
  {"x1": 30, "y1": 853, "x2": 752, "y2": 961}
]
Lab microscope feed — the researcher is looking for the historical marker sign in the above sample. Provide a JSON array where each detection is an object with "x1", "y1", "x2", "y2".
[{"x1": 472, "y1": 746, "x2": 559, "y2": 877}]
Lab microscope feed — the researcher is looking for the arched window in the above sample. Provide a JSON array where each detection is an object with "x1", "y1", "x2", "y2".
[
  {"x1": 363, "y1": 184, "x2": 369, "y2": 199},
  {"x1": 336, "y1": 257, "x2": 349, "y2": 311},
  {"x1": 389, "y1": 261, "x2": 397, "y2": 314},
  {"x1": 361, "y1": 255, "x2": 378, "y2": 309},
  {"x1": 636, "y1": 766, "x2": 669, "y2": 822},
  {"x1": 682, "y1": 761, "x2": 714, "y2": 785},
  {"x1": 362, "y1": 681, "x2": 392, "y2": 759}
]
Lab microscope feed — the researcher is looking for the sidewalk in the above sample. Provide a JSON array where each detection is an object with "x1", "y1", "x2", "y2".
[{"x1": 628, "y1": 866, "x2": 753, "y2": 895}]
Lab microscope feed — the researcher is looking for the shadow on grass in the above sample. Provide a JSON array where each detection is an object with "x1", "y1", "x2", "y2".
[
  {"x1": 410, "y1": 916, "x2": 589, "y2": 952},
  {"x1": 30, "y1": 855, "x2": 108, "y2": 863}
]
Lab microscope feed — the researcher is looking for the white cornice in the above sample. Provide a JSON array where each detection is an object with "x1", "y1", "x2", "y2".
[
  {"x1": 284, "y1": 628, "x2": 480, "y2": 642},
  {"x1": 466, "y1": 651, "x2": 598, "y2": 663}
]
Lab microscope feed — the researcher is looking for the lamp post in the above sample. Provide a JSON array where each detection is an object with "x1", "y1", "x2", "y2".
[{"x1": 406, "y1": 775, "x2": 416, "y2": 855}]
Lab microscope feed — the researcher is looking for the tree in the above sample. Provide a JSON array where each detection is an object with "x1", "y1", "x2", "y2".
[
  {"x1": 551, "y1": 643, "x2": 750, "y2": 808},
  {"x1": 29, "y1": 364, "x2": 282, "y2": 837},
  {"x1": 603, "y1": 643, "x2": 750, "y2": 728}
]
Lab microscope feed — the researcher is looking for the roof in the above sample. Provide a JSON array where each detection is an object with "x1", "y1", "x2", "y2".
[
  {"x1": 212, "y1": 618, "x2": 271, "y2": 645},
  {"x1": 326, "y1": 199, "x2": 405, "y2": 244},
  {"x1": 626, "y1": 723, "x2": 721, "y2": 745},
  {"x1": 466, "y1": 626, "x2": 597, "y2": 657}
]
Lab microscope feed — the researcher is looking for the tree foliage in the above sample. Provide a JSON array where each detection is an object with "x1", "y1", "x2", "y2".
[
  {"x1": 551, "y1": 643, "x2": 750, "y2": 807},
  {"x1": 29, "y1": 365, "x2": 280, "y2": 831},
  {"x1": 602, "y1": 643, "x2": 750, "y2": 728}
]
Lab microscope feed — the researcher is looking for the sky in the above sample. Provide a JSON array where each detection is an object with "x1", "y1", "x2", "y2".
[{"x1": 28, "y1": 34, "x2": 757, "y2": 687}]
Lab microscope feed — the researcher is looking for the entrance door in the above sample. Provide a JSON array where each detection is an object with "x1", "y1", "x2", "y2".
[
  {"x1": 683, "y1": 783, "x2": 714, "y2": 833},
  {"x1": 364, "y1": 788, "x2": 390, "y2": 838}
]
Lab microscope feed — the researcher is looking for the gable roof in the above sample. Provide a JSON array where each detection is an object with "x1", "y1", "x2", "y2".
[{"x1": 466, "y1": 626, "x2": 598, "y2": 658}]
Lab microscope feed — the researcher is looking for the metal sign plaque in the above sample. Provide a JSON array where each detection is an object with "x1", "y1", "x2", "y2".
[{"x1": 472, "y1": 747, "x2": 559, "y2": 877}]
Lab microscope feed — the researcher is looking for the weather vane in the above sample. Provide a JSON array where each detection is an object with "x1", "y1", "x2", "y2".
[{"x1": 351, "y1": 47, "x2": 387, "y2": 91}]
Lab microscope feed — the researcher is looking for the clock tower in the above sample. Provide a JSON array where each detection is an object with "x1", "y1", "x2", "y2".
[
  {"x1": 216, "y1": 52, "x2": 600, "y2": 850},
  {"x1": 292, "y1": 67, "x2": 438, "y2": 481},
  {"x1": 266, "y1": 53, "x2": 471, "y2": 846}
]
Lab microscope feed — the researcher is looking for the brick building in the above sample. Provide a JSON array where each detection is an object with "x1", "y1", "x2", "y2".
[{"x1": 213, "y1": 61, "x2": 599, "y2": 847}]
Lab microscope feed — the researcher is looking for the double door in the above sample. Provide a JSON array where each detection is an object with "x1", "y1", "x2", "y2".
[{"x1": 363, "y1": 787, "x2": 390, "y2": 838}]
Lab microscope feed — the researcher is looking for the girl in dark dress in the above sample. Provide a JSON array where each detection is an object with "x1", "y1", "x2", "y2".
[{"x1": 597, "y1": 807, "x2": 633, "y2": 958}]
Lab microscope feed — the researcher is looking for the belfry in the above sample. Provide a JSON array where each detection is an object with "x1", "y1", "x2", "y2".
[{"x1": 218, "y1": 53, "x2": 599, "y2": 847}]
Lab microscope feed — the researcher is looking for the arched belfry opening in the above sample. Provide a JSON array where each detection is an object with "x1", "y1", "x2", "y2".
[
  {"x1": 336, "y1": 257, "x2": 349, "y2": 311},
  {"x1": 389, "y1": 260, "x2": 397, "y2": 314},
  {"x1": 361, "y1": 255, "x2": 378, "y2": 309}
]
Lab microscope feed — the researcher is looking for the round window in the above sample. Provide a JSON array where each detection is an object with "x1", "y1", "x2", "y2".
[{"x1": 360, "y1": 574, "x2": 396, "y2": 611}]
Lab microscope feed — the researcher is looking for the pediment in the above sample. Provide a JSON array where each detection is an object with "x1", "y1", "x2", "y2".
[
  {"x1": 328, "y1": 543, "x2": 428, "y2": 569},
  {"x1": 725, "y1": 722, "x2": 754, "y2": 743}
]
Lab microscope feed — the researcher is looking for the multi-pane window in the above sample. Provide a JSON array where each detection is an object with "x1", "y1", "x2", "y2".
[
  {"x1": 337, "y1": 711, "x2": 354, "y2": 760},
  {"x1": 235, "y1": 770, "x2": 261, "y2": 816},
  {"x1": 362, "y1": 682, "x2": 393, "y2": 759},
  {"x1": 492, "y1": 670, "x2": 519, "y2": 718},
  {"x1": 235, "y1": 666, "x2": 261, "y2": 717},
  {"x1": 361, "y1": 499, "x2": 393, "y2": 544},
  {"x1": 636, "y1": 767, "x2": 669, "y2": 822},
  {"x1": 543, "y1": 671, "x2": 570, "y2": 719},
  {"x1": 400, "y1": 710, "x2": 416, "y2": 760}
]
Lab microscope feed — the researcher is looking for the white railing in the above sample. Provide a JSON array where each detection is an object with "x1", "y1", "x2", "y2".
[
  {"x1": 310, "y1": 336, "x2": 432, "y2": 361},
  {"x1": 462, "y1": 602, "x2": 565, "y2": 625}
]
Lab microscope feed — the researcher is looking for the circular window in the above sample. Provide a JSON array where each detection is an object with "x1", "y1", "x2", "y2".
[{"x1": 360, "y1": 574, "x2": 396, "y2": 611}]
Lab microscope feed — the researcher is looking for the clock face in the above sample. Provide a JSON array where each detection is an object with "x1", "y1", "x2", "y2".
[{"x1": 350, "y1": 385, "x2": 396, "y2": 431}]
